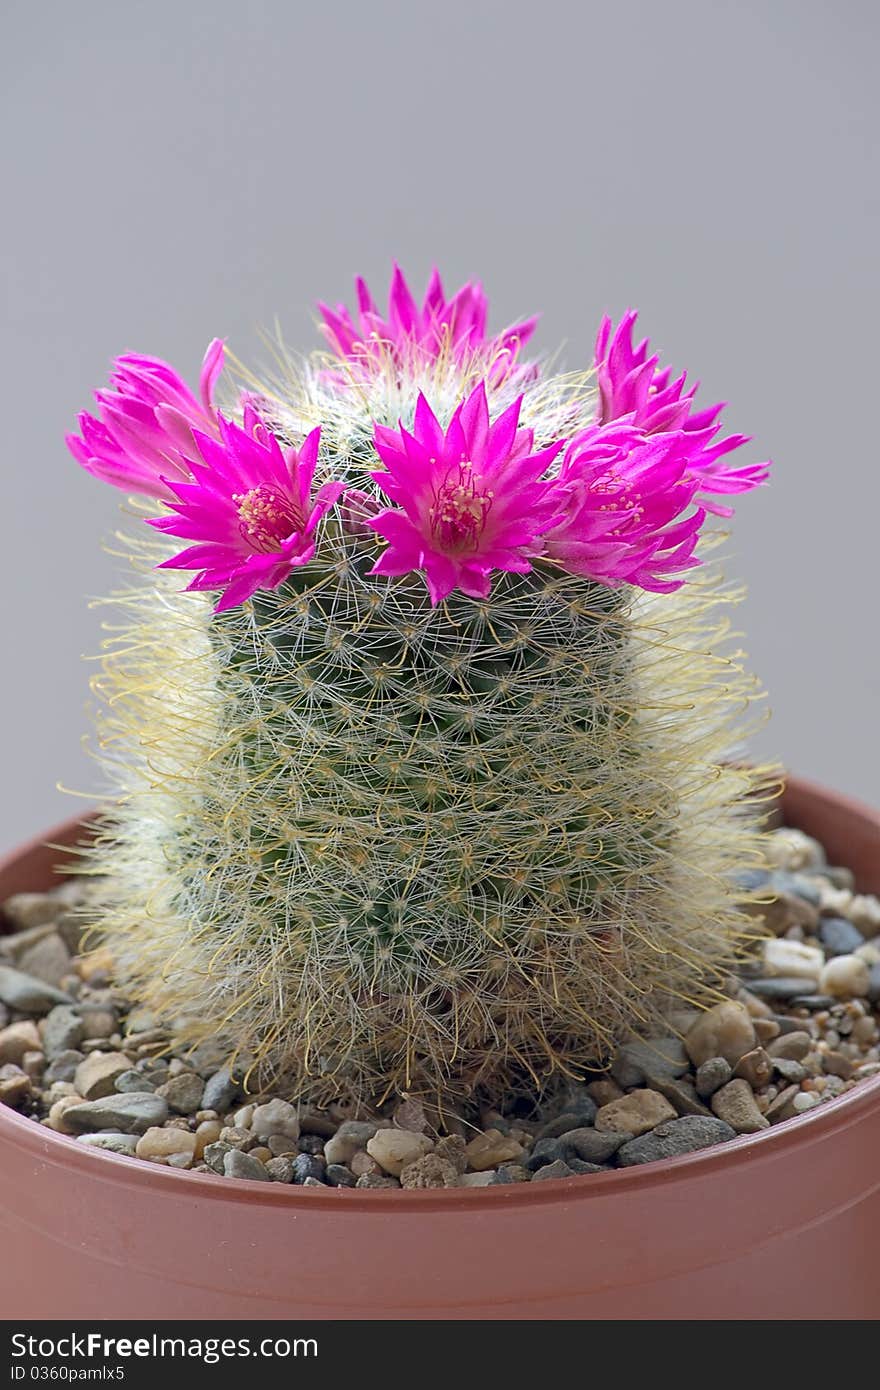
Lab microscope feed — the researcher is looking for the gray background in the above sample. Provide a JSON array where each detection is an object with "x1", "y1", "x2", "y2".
[{"x1": 2, "y1": 0, "x2": 878, "y2": 853}]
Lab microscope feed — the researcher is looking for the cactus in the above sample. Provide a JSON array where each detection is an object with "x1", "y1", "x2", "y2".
[{"x1": 68, "y1": 266, "x2": 773, "y2": 1103}]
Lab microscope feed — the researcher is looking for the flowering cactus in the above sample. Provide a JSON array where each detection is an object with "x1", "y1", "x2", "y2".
[{"x1": 68, "y1": 265, "x2": 772, "y2": 1102}]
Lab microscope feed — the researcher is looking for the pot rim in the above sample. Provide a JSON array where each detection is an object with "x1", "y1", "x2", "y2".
[{"x1": 2, "y1": 778, "x2": 879, "y2": 1212}]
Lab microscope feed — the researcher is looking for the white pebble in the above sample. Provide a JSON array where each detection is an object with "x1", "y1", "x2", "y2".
[
  {"x1": 818, "y1": 885, "x2": 854, "y2": 915},
  {"x1": 765, "y1": 828, "x2": 824, "y2": 870},
  {"x1": 819, "y1": 955, "x2": 870, "y2": 999},
  {"x1": 792, "y1": 1091, "x2": 821, "y2": 1113},
  {"x1": 762, "y1": 938, "x2": 824, "y2": 981},
  {"x1": 854, "y1": 941, "x2": 880, "y2": 966},
  {"x1": 849, "y1": 894, "x2": 880, "y2": 937}
]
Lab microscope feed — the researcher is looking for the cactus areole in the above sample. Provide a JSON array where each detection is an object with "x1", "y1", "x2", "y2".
[{"x1": 67, "y1": 265, "x2": 773, "y2": 1104}]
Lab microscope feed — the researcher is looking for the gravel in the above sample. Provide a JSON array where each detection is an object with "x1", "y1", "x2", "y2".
[{"x1": 1, "y1": 824, "x2": 878, "y2": 1191}]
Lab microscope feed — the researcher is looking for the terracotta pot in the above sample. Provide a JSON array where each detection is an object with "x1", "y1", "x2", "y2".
[{"x1": 1, "y1": 777, "x2": 879, "y2": 1321}]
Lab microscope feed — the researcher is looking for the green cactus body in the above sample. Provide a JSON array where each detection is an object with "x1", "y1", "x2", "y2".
[{"x1": 87, "y1": 495, "x2": 769, "y2": 1102}]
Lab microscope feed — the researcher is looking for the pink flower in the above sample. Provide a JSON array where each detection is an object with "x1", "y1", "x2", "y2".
[
  {"x1": 66, "y1": 340, "x2": 225, "y2": 502},
  {"x1": 150, "y1": 409, "x2": 343, "y2": 612},
  {"x1": 319, "y1": 264, "x2": 537, "y2": 384},
  {"x1": 368, "y1": 382, "x2": 563, "y2": 605},
  {"x1": 594, "y1": 312, "x2": 769, "y2": 514},
  {"x1": 543, "y1": 423, "x2": 705, "y2": 593}
]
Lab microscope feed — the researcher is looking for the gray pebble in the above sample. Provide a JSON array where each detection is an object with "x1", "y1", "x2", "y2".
[
  {"x1": 531, "y1": 1159, "x2": 577, "y2": 1182},
  {"x1": 200, "y1": 1068, "x2": 242, "y2": 1113},
  {"x1": 561, "y1": 1128, "x2": 629, "y2": 1163},
  {"x1": 536, "y1": 1109, "x2": 597, "y2": 1140},
  {"x1": 648, "y1": 1074, "x2": 713, "y2": 1118},
  {"x1": 76, "y1": 1131, "x2": 139, "y2": 1156},
  {"x1": 773, "y1": 1057, "x2": 807, "y2": 1083},
  {"x1": 746, "y1": 977, "x2": 819, "y2": 1000},
  {"x1": 617, "y1": 1116, "x2": 737, "y2": 1166},
  {"x1": 867, "y1": 964, "x2": 880, "y2": 1004},
  {"x1": 770, "y1": 871, "x2": 823, "y2": 906},
  {"x1": 355, "y1": 1172, "x2": 399, "y2": 1189},
  {"x1": 158, "y1": 1071, "x2": 204, "y2": 1114},
  {"x1": 43, "y1": 1049, "x2": 83, "y2": 1084},
  {"x1": 0, "y1": 964, "x2": 72, "y2": 1013},
  {"x1": 62, "y1": 1092, "x2": 169, "y2": 1135},
  {"x1": 788, "y1": 994, "x2": 835, "y2": 1010},
  {"x1": 325, "y1": 1163, "x2": 357, "y2": 1187},
  {"x1": 489, "y1": 1164, "x2": 530, "y2": 1184},
  {"x1": 115, "y1": 1068, "x2": 158, "y2": 1092},
  {"x1": 223, "y1": 1149, "x2": 270, "y2": 1181},
  {"x1": 265, "y1": 1156, "x2": 295, "y2": 1183},
  {"x1": 818, "y1": 917, "x2": 865, "y2": 956},
  {"x1": 525, "y1": 1137, "x2": 566, "y2": 1172},
  {"x1": 694, "y1": 1056, "x2": 733, "y2": 1098},
  {"x1": 297, "y1": 1134, "x2": 325, "y2": 1155},
  {"x1": 293, "y1": 1153, "x2": 326, "y2": 1184},
  {"x1": 203, "y1": 1141, "x2": 232, "y2": 1174},
  {"x1": 734, "y1": 868, "x2": 772, "y2": 891},
  {"x1": 566, "y1": 1158, "x2": 606, "y2": 1175},
  {"x1": 43, "y1": 1005, "x2": 85, "y2": 1059},
  {"x1": 611, "y1": 1036, "x2": 690, "y2": 1088}
]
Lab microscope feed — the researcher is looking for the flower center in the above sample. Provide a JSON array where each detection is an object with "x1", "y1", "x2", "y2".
[
  {"x1": 233, "y1": 485, "x2": 304, "y2": 553},
  {"x1": 429, "y1": 462, "x2": 493, "y2": 552}
]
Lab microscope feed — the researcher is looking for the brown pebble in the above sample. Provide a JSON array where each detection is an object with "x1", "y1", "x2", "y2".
[
  {"x1": 823, "y1": 1051, "x2": 854, "y2": 1080},
  {"x1": 433, "y1": 1134, "x2": 468, "y2": 1173},
  {"x1": 135, "y1": 1126, "x2": 197, "y2": 1166},
  {"x1": 400, "y1": 1154, "x2": 460, "y2": 1189},
  {"x1": 464, "y1": 1129, "x2": 525, "y2": 1172},
  {"x1": 194, "y1": 1119, "x2": 223, "y2": 1157},
  {"x1": 393, "y1": 1097, "x2": 429, "y2": 1133},
  {"x1": 734, "y1": 1047, "x2": 773, "y2": 1090},
  {"x1": 0, "y1": 1020, "x2": 42, "y2": 1065},
  {"x1": 685, "y1": 1002, "x2": 757, "y2": 1068},
  {"x1": 765, "y1": 1084, "x2": 800, "y2": 1123},
  {"x1": 586, "y1": 1078, "x2": 625, "y2": 1106},
  {"x1": 349, "y1": 1150, "x2": 382, "y2": 1178},
  {"x1": 766, "y1": 1031, "x2": 813, "y2": 1061},
  {"x1": 753, "y1": 1018, "x2": 782, "y2": 1044},
  {"x1": 595, "y1": 1089, "x2": 677, "y2": 1136},
  {"x1": 46, "y1": 1093, "x2": 84, "y2": 1132},
  {"x1": 74, "y1": 1052, "x2": 132, "y2": 1101},
  {"x1": 710, "y1": 1078, "x2": 770, "y2": 1133}
]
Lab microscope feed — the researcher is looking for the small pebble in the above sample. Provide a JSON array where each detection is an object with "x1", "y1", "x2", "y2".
[
  {"x1": 62, "y1": 1092, "x2": 169, "y2": 1135},
  {"x1": 819, "y1": 917, "x2": 866, "y2": 957},
  {"x1": 135, "y1": 1126, "x2": 198, "y2": 1167},
  {"x1": 733, "y1": 1048, "x2": 773, "y2": 1090},
  {"x1": 265, "y1": 1156, "x2": 295, "y2": 1183},
  {"x1": 710, "y1": 1078, "x2": 770, "y2": 1133},
  {"x1": 223, "y1": 1149, "x2": 270, "y2": 1181},
  {"x1": 200, "y1": 1068, "x2": 242, "y2": 1112},
  {"x1": 399, "y1": 1154, "x2": 459, "y2": 1189},
  {"x1": 617, "y1": 1116, "x2": 736, "y2": 1165},
  {"x1": 74, "y1": 1052, "x2": 132, "y2": 1101},
  {"x1": 463, "y1": 1129, "x2": 525, "y2": 1172},
  {"x1": 762, "y1": 939, "x2": 824, "y2": 981},
  {"x1": 0, "y1": 1020, "x2": 42, "y2": 1065},
  {"x1": 766, "y1": 1031, "x2": 814, "y2": 1062},
  {"x1": 156, "y1": 1070, "x2": 204, "y2": 1115},
  {"x1": 293, "y1": 1153, "x2": 326, "y2": 1184},
  {"x1": 685, "y1": 1002, "x2": 756, "y2": 1068},
  {"x1": 594, "y1": 1089, "x2": 676, "y2": 1136},
  {"x1": 251, "y1": 1098, "x2": 300, "y2": 1141},
  {"x1": 531, "y1": 1159, "x2": 577, "y2": 1183},
  {"x1": 819, "y1": 955, "x2": 870, "y2": 999},
  {"x1": 694, "y1": 1056, "x2": 733, "y2": 1099}
]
